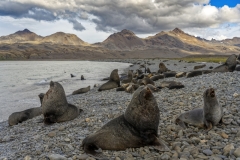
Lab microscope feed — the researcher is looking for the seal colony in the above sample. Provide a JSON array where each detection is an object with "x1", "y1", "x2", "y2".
[{"x1": 3, "y1": 54, "x2": 240, "y2": 159}]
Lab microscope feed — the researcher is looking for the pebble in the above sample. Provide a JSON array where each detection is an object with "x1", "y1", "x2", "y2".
[
  {"x1": 202, "y1": 149, "x2": 213, "y2": 156},
  {"x1": 234, "y1": 148, "x2": 240, "y2": 158},
  {"x1": 48, "y1": 131, "x2": 56, "y2": 138},
  {"x1": 223, "y1": 143, "x2": 235, "y2": 155},
  {"x1": 48, "y1": 154, "x2": 67, "y2": 160},
  {"x1": 0, "y1": 60, "x2": 239, "y2": 159}
]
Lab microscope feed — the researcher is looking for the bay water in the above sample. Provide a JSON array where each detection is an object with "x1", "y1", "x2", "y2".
[{"x1": 0, "y1": 61, "x2": 130, "y2": 122}]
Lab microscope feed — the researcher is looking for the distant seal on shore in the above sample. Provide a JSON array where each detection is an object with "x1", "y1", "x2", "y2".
[
  {"x1": 158, "y1": 63, "x2": 168, "y2": 73},
  {"x1": 38, "y1": 93, "x2": 45, "y2": 105},
  {"x1": 186, "y1": 70, "x2": 203, "y2": 78},
  {"x1": 70, "y1": 74, "x2": 76, "y2": 78},
  {"x1": 81, "y1": 75, "x2": 86, "y2": 80},
  {"x1": 159, "y1": 81, "x2": 184, "y2": 89},
  {"x1": 98, "y1": 69, "x2": 120, "y2": 91},
  {"x1": 175, "y1": 72, "x2": 186, "y2": 78},
  {"x1": 163, "y1": 72, "x2": 177, "y2": 78},
  {"x1": 82, "y1": 86, "x2": 169, "y2": 156},
  {"x1": 175, "y1": 88, "x2": 222, "y2": 130},
  {"x1": 121, "y1": 70, "x2": 133, "y2": 84},
  {"x1": 8, "y1": 93, "x2": 45, "y2": 126},
  {"x1": 213, "y1": 54, "x2": 237, "y2": 72},
  {"x1": 42, "y1": 81, "x2": 80, "y2": 124},
  {"x1": 194, "y1": 64, "x2": 206, "y2": 70},
  {"x1": 141, "y1": 77, "x2": 155, "y2": 86},
  {"x1": 72, "y1": 86, "x2": 90, "y2": 95},
  {"x1": 150, "y1": 74, "x2": 164, "y2": 81}
]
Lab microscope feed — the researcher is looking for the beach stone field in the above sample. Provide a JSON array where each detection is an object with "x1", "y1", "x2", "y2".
[{"x1": 0, "y1": 59, "x2": 240, "y2": 160}]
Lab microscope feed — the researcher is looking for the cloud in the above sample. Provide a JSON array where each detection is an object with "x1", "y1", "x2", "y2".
[
  {"x1": 68, "y1": 19, "x2": 85, "y2": 31},
  {"x1": 0, "y1": 0, "x2": 240, "y2": 40}
]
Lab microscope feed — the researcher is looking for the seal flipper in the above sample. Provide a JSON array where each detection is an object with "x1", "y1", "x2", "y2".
[
  {"x1": 175, "y1": 118, "x2": 187, "y2": 129},
  {"x1": 151, "y1": 136, "x2": 170, "y2": 152},
  {"x1": 82, "y1": 143, "x2": 108, "y2": 160},
  {"x1": 140, "y1": 130, "x2": 169, "y2": 152}
]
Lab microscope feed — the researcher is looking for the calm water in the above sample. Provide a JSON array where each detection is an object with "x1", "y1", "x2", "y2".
[{"x1": 0, "y1": 61, "x2": 130, "y2": 122}]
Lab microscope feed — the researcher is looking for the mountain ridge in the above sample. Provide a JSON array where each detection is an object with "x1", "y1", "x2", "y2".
[{"x1": 0, "y1": 28, "x2": 239, "y2": 60}]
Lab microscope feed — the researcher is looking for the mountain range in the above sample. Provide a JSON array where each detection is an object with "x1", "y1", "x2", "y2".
[{"x1": 0, "y1": 28, "x2": 239, "y2": 60}]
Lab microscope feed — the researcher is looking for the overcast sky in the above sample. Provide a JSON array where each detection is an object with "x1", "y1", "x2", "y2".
[{"x1": 0, "y1": 0, "x2": 239, "y2": 43}]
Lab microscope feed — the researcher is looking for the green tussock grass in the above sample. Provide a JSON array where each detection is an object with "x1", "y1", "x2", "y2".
[{"x1": 172, "y1": 55, "x2": 228, "y2": 63}]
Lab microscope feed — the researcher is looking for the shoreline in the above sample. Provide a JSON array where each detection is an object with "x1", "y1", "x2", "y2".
[{"x1": 1, "y1": 59, "x2": 240, "y2": 159}]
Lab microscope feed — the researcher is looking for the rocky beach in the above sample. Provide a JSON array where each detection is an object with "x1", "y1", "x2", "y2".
[{"x1": 0, "y1": 59, "x2": 240, "y2": 160}]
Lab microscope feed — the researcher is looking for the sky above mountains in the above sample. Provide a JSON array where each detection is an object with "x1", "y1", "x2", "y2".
[{"x1": 0, "y1": 0, "x2": 239, "y2": 43}]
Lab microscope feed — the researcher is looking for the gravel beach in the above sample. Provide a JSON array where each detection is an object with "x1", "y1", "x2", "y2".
[{"x1": 0, "y1": 59, "x2": 240, "y2": 160}]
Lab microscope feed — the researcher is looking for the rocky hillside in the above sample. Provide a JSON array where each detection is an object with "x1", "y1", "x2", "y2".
[
  {"x1": 0, "y1": 29, "x2": 43, "y2": 43},
  {"x1": 40, "y1": 32, "x2": 88, "y2": 45},
  {"x1": 0, "y1": 28, "x2": 239, "y2": 60},
  {"x1": 95, "y1": 29, "x2": 146, "y2": 50}
]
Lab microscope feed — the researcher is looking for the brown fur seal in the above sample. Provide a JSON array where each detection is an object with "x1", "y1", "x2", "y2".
[
  {"x1": 98, "y1": 69, "x2": 120, "y2": 91},
  {"x1": 159, "y1": 81, "x2": 184, "y2": 89},
  {"x1": 194, "y1": 64, "x2": 206, "y2": 70},
  {"x1": 213, "y1": 54, "x2": 237, "y2": 72},
  {"x1": 146, "y1": 84, "x2": 159, "y2": 92},
  {"x1": 8, "y1": 107, "x2": 42, "y2": 126},
  {"x1": 175, "y1": 72, "x2": 186, "y2": 78},
  {"x1": 38, "y1": 93, "x2": 45, "y2": 105},
  {"x1": 121, "y1": 70, "x2": 133, "y2": 84},
  {"x1": 186, "y1": 70, "x2": 203, "y2": 78},
  {"x1": 72, "y1": 86, "x2": 90, "y2": 95},
  {"x1": 8, "y1": 93, "x2": 45, "y2": 126},
  {"x1": 126, "y1": 83, "x2": 139, "y2": 93},
  {"x1": 141, "y1": 77, "x2": 155, "y2": 86},
  {"x1": 175, "y1": 88, "x2": 222, "y2": 130},
  {"x1": 163, "y1": 72, "x2": 177, "y2": 78},
  {"x1": 158, "y1": 63, "x2": 168, "y2": 73},
  {"x1": 81, "y1": 75, "x2": 86, "y2": 80},
  {"x1": 150, "y1": 74, "x2": 164, "y2": 81},
  {"x1": 42, "y1": 81, "x2": 80, "y2": 124},
  {"x1": 82, "y1": 86, "x2": 169, "y2": 156}
]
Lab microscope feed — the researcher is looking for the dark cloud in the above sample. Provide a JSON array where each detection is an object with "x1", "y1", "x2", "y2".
[
  {"x1": 68, "y1": 19, "x2": 85, "y2": 31},
  {"x1": 0, "y1": 0, "x2": 239, "y2": 34}
]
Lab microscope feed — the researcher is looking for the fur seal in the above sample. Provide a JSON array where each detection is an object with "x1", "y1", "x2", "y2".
[
  {"x1": 213, "y1": 54, "x2": 237, "y2": 72},
  {"x1": 8, "y1": 107, "x2": 42, "y2": 126},
  {"x1": 146, "y1": 84, "x2": 160, "y2": 92},
  {"x1": 141, "y1": 77, "x2": 155, "y2": 86},
  {"x1": 8, "y1": 93, "x2": 45, "y2": 126},
  {"x1": 150, "y1": 74, "x2": 164, "y2": 81},
  {"x1": 186, "y1": 70, "x2": 203, "y2": 78},
  {"x1": 38, "y1": 93, "x2": 45, "y2": 105},
  {"x1": 98, "y1": 69, "x2": 120, "y2": 91},
  {"x1": 70, "y1": 74, "x2": 76, "y2": 78},
  {"x1": 175, "y1": 88, "x2": 222, "y2": 130},
  {"x1": 175, "y1": 72, "x2": 186, "y2": 78},
  {"x1": 121, "y1": 70, "x2": 133, "y2": 84},
  {"x1": 158, "y1": 63, "x2": 168, "y2": 73},
  {"x1": 235, "y1": 65, "x2": 240, "y2": 71},
  {"x1": 194, "y1": 64, "x2": 206, "y2": 70},
  {"x1": 126, "y1": 83, "x2": 139, "y2": 93},
  {"x1": 159, "y1": 81, "x2": 184, "y2": 89},
  {"x1": 163, "y1": 72, "x2": 177, "y2": 78},
  {"x1": 42, "y1": 81, "x2": 80, "y2": 124},
  {"x1": 82, "y1": 86, "x2": 169, "y2": 156},
  {"x1": 72, "y1": 86, "x2": 90, "y2": 95},
  {"x1": 81, "y1": 75, "x2": 86, "y2": 80}
]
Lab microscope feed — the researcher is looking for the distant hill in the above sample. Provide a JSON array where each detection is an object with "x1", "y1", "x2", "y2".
[
  {"x1": 95, "y1": 29, "x2": 145, "y2": 50},
  {"x1": 40, "y1": 32, "x2": 88, "y2": 45},
  {"x1": 0, "y1": 29, "x2": 43, "y2": 43},
  {"x1": 0, "y1": 28, "x2": 239, "y2": 60}
]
